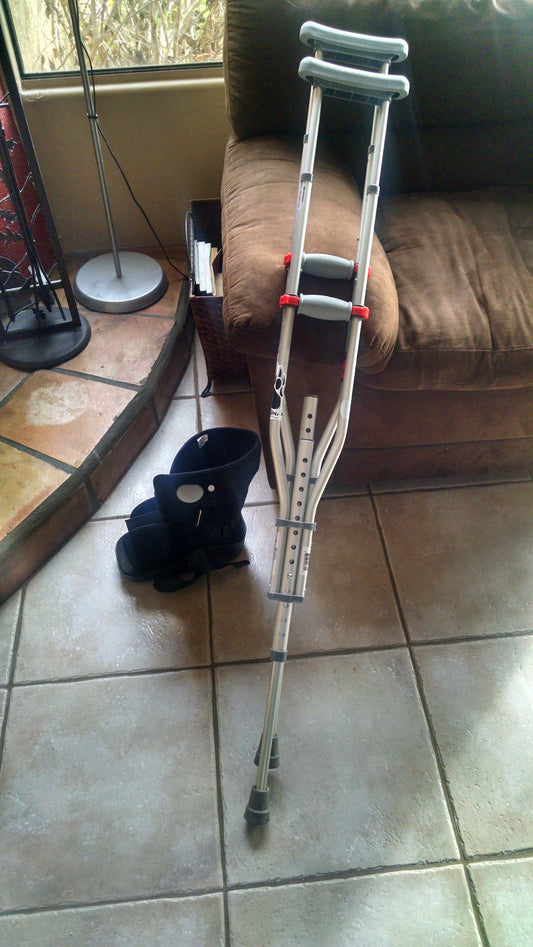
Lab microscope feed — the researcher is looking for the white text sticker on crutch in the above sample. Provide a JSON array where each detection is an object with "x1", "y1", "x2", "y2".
[{"x1": 271, "y1": 360, "x2": 286, "y2": 420}]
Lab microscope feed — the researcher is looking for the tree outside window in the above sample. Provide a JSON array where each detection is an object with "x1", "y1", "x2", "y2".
[{"x1": 5, "y1": 0, "x2": 225, "y2": 75}]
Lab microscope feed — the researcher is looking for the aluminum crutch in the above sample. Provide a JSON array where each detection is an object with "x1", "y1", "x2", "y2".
[{"x1": 245, "y1": 21, "x2": 409, "y2": 825}]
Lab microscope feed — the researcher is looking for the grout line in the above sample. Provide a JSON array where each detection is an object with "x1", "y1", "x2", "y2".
[
  {"x1": 0, "y1": 373, "x2": 30, "y2": 410},
  {"x1": 0, "y1": 886, "x2": 226, "y2": 919},
  {"x1": 8, "y1": 663, "x2": 210, "y2": 690},
  {"x1": 0, "y1": 848, "x2": 530, "y2": 921},
  {"x1": 7, "y1": 643, "x2": 414, "y2": 690},
  {"x1": 0, "y1": 849, "x2": 530, "y2": 922},
  {"x1": 10, "y1": 664, "x2": 213, "y2": 690},
  {"x1": 466, "y1": 847, "x2": 533, "y2": 866},
  {"x1": 225, "y1": 858, "x2": 463, "y2": 894},
  {"x1": 49, "y1": 367, "x2": 142, "y2": 391},
  {"x1": 0, "y1": 584, "x2": 26, "y2": 773},
  {"x1": 244, "y1": 499, "x2": 278, "y2": 510},
  {"x1": 207, "y1": 575, "x2": 232, "y2": 947},
  {"x1": 368, "y1": 491, "x2": 491, "y2": 947},
  {"x1": 199, "y1": 367, "x2": 231, "y2": 947},
  {"x1": 11, "y1": 627, "x2": 533, "y2": 690},
  {"x1": 0, "y1": 435, "x2": 77, "y2": 474},
  {"x1": 407, "y1": 626, "x2": 533, "y2": 648},
  {"x1": 369, "y1": 473, "x2": 533, "y2": 497}
]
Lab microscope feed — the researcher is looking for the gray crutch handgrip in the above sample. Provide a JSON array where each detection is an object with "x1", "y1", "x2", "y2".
[
  {"x1": 299, "y1": 57, "x2": 410, "y2": 102},
  {"x1": 298, "y1": 294, "x2": 353, "y2": 322},
  {"x1": 300, "y1": 20, "x2": 408, "y2": 65},
  {"x1": 301, "y1": 252, "x2": 354, "y2": 280}
]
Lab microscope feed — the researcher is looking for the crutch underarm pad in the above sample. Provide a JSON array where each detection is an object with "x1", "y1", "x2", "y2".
[
  {"x1": 300, "y1": 21, "x2": 408, "y2": 65},
  {"x1": 299, "y1": 57, "x2": 410, "y2": 104}
]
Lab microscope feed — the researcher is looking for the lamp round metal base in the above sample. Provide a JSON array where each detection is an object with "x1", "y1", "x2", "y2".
[
  {"x1": 74, "y1": 251, "x2": 168, "y2": 313},
  {"x1": 0, "y1": 307, "x2": 91, "y2": 371}
]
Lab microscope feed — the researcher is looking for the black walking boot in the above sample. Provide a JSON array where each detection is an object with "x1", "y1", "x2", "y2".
[{"x1": 115, "y1": 427, "x2": 261, "y2": 591}]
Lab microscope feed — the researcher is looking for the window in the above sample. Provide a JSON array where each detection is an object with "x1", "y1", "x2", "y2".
[{"x1": 3, "y1": 0, "x2": 225, "y2": 76}]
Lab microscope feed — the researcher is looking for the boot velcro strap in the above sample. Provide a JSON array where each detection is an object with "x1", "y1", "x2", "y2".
[{"x1": 154, "y1": 548, "x2": 249, "y2": 592}]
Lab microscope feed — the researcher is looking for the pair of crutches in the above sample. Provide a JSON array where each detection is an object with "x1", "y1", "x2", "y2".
[{"x1": 244, "y1": 22, "x2": 409, "y2": 824}]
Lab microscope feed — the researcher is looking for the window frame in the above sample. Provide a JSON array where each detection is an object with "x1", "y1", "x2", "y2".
[{"x1": 1, "y1": 0, "x2": 224, "y2": 84}]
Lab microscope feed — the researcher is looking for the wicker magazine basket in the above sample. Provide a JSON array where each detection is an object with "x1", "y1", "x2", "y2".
[{"x1": 186, "y1": 199, "x2": 248, "y2": 395}]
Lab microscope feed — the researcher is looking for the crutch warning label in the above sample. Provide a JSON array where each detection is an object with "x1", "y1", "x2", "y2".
[{"x1": 271, "y1": 361, "x2": 286, "y2": 420}]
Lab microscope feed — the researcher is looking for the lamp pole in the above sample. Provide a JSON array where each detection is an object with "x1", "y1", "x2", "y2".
[{"x1": 66, "y1": 0, "x2": 168, "y2": 313}]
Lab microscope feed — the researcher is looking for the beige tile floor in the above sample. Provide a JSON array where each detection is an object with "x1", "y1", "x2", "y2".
[{"x1": 0, "y1": 339, "x2": 532, "y2": 945}]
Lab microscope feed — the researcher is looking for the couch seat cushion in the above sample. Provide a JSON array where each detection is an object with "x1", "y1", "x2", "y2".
[
  {"x1": 222, "y1": 134, "x2": 398, "y2": 369},
  {"x1": 371, "y1": 188, "x2": 533, "y2": 390}
]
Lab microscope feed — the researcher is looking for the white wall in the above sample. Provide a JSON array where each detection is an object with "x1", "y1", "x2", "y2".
[{"x1": 21, "y1": 70, "x2": 230, "y2": 256}]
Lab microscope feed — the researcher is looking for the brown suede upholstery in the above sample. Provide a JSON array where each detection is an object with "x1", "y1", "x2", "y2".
[
  {"x1": 222, "y1": 135, "x2": 398, "y2": 369},
  {"x1": 376, "y1": 188, "x2": 533, "y2": 389},
  {"x1": 221, "y1": 0, "x2": 533, "y2": 485}
]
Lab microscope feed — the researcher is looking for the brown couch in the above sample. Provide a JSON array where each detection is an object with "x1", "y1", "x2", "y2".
[{"x1": 221, "y1": 0, "x2": 533, "y2": 486}]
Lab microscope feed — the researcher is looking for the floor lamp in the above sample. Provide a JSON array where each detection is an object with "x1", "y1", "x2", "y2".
[{"x1": 67, "y1": 0, "x2": 168, "y2": 313}]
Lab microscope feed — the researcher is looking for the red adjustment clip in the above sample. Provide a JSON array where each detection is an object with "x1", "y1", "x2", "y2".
[
  {"x1": 354, "y1": 264, "x2": 372, "y2": 279},
  {"x1": 280, "y1": 294, "x2": 300, "y2": 308},
  {"x1": 352, "y1": 305, "x2": 370, "y2": 320},
  {"x1": 284, "y1": 253, "x2": 292, "y2": 268}
]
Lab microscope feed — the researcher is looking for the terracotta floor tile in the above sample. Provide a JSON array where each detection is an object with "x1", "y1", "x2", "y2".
[
  {"x1": 0, "y1": 443, "x2": 68, "y2": 541},
  {"x1": 0, "y1": 372, "x2": 135, "y2": 468},
  {"x1": 63, "y1": 311, "x2": 175, "y2": 385},
  {"x1": 0, "y1": 364, "x2": 27, "y2": 402},
  {"x1": 142, "y1": 259, "x2": 188, "y2": 318}
]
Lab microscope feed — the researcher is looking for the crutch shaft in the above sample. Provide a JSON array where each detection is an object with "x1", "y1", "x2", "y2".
[
  {"x1": 256, "y1": 635, "x2": 288, "y2": 787},
  {"x1": 244, "y1": 604, "x2": 292, "y2": 825},
  {"x1": 285, "y1": 54, "x2": 324, "y2": 296}
]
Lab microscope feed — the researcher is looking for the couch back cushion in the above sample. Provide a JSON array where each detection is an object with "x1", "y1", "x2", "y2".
[{"x1": 225, "y1": 0, "x2": 533, "y2": 191}]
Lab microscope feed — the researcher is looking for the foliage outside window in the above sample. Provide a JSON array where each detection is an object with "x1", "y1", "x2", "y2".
[{"x1": 5, "y1": 0, "x2": 225, "y2": 76}]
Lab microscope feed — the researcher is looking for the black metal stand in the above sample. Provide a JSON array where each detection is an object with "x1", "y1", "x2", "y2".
[{"x1": 0, "y1": 27, "x2": 91, "y2": 370}]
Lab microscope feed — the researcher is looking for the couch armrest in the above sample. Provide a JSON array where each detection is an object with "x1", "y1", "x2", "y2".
[{"x1": 222, "y1": 134, "x2": 399, "y2": 372}]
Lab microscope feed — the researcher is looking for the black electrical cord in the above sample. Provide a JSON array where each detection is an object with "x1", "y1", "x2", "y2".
[
  {"x1": 74, "y1": 5, "x2": 188, "y2": 281},
  {"x1": 94, "y1": 118, "x2": 188, "y2": 280}
]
